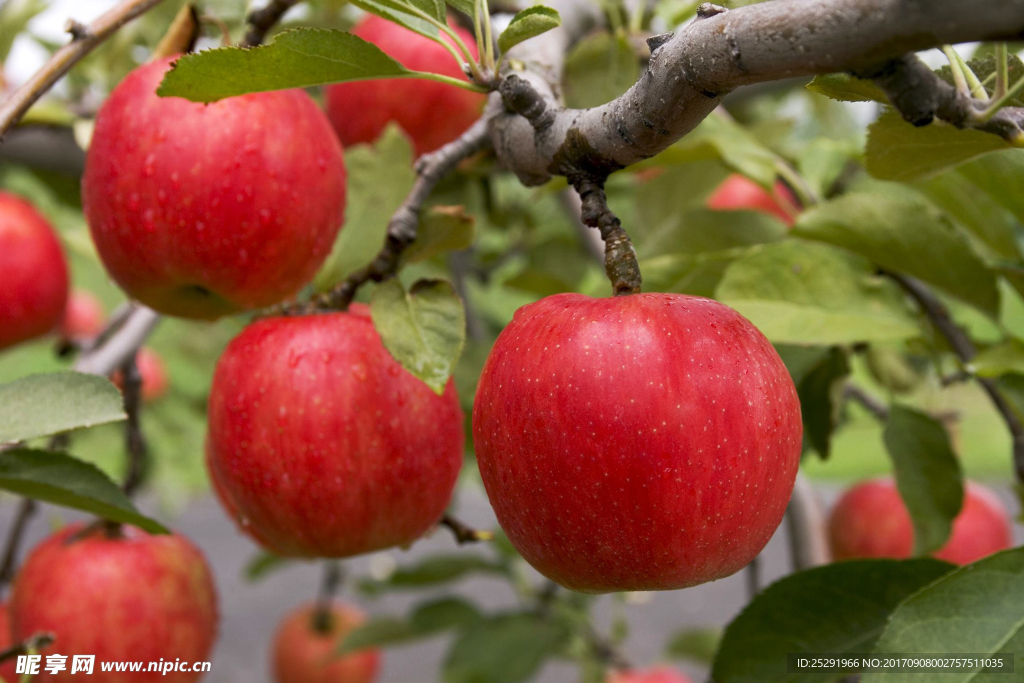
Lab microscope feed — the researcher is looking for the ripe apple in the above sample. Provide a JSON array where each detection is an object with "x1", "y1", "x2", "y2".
[
  {"x1": 0, "y1": 192, "x2": 69, "y2": 350},
  {"x1": 325, "y1": 16, "x2": 484, "y2": 157},
  {"x1": 10, "y1": 523, "x2": 218, "y2": 682},
  {"x1": 473, "y1": 292, "x2": 802, "y2": 593},
  {"x1": 59, "y1": 289, "x2": 106, "y2": 341},
  {"x1": 0, "y1": 603, "x2": 17, "y2": 683},
  {"x1": 82, "y1": 57, "x2": 346, "y2": 320},
  {"x1": 828, "y1": 478, "x2": 1013, "y2": 565},
  {"x1": 608, "y1": 667, "x2": 693, "y2": 683},
  {"x1": 206, "y1": 305, "x2": 464, "y2": 557},
  {"x1": 273, "y1": 602, "x2": 380, "y2": 683},
  {"x1": 113, "y1": 347, "x2": 169, "y2": 402},
  {"x1": 706, "y1": 174, "x2": 798, "y2": 226}
]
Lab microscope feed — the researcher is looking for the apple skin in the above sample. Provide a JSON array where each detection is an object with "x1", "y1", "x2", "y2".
[
  {"x1": 10, "y1": 523, "x2": 218, "y2": 682},
  {"x1": 82, "y1": 57, "x2": 346, "y2": 320},
  {"x1": 828, "y1": 478, "x2": 1013, "y2": 565},
  {"x1": 206, "y1": 305, "x2": 464, "y2": 558},
  {"x1": 0, "y1": 603, "x2": 17, "y2": 683},
  {"x1": 325, "y1": 16, "x2": 484, "y2": 157},
  {"x1": 608, "y1": 667, "x2": 693, "y2": 683},
  {"x1": 0, "y1": 192, "x2": 69, "y2": 350},
  {"x1": 273, "y1": 603, "x2": 380, "y2": 683},
  {"x1": 706, "y1": 175, "x2": 798, "y2": 226},
  {"x1": 473, "y1": 293, "x2": 802, "y2": 593},
  {"x1": 59, "y1": 289, "x2": 106, "y2": 340}
]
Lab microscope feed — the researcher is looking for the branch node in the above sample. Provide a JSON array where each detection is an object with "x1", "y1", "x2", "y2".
[
  {"x1": 696, "y1": 3, "x2": 727, "y2": 19},
  {"x1": 574, "y1": 178, "x2": 642, "y2": 296},
  {"x1": 499, "y1": 74, "x2": 556, "y2": 132},
  {"x1": 65, "y1": 19, "x2": 90, "y2": 40},
  {"x1": 646, "y1": 32, "x2": 674, "y2": 54}
]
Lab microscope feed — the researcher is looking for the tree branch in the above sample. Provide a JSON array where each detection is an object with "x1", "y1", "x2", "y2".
[
  {"x1": 119, "y1": 354, "x2": 149, "y2": 497},
  {"x1": 269, "y1": 116, "x2": 493, "y2": 316},
  {"x1": 240, "y1": 0, "x2": 299, "y2": 48},
  {"x1": 0, "y1": 498, "x2": 36, "y2": 591},
  {"x1": 73, "y1": 305, "x2": 161, "y2": 377},
  {"x1": 786, "y1": 472, "x2": 831, "y2": 570},
  {"x1": 888, "y1": 273, "x2": 1024, "y2": 482},
  {"x1": 490, "y1": 0, "x2": 1024, "y2": 185},
  {"x1": 0, "y1": 0, "x2": 168, "y2": 140}
]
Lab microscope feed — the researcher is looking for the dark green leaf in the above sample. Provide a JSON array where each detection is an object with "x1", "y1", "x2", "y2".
[
  {"x1": 864, "y1": 548, "x2": 1024, "y2": 683},
  {"x1": 563, "y1": 31, "x2": 640, "y2": 108},
  {"x1": 797, "y1": 347, "x2": 850, "y2": 459},
  {"x1": 370, "y1": 279, "x2": 466, "y2": 394},
  {"x1": 640, "y1": 249, "x2": 747, "y2": 298},
  {"x1": 712, "y1": 559, "x2": 955, "y2": 683},
  {"x1": 972, "y1": 338, "x2": 1024, "y2": 377},
  {"x1": 366, "y1": 554, "x2": 505, "y2": 591},
  {"x1": 635, "y1": 207, "x2": 787, "y2": 260},
  {"x1": 443, "y1": 613, "x2": 570, "y2": 683},
  {"x1": 935, "y1": 53, "x2": 1024, "y2": 108},
  {"x1": 243, "y1": 551, "x2": 295, "y2": 582},
  {"x1": 0, "y1": 372, "x2": 125, "y2": 444},
  {"x1": 883, "y1": 406, "x2": 964, "y2": 556},
  {"x1": 402, "y1": 206, "x2": 476, "y2": 264},
  {"x1": 633, "y1": 161, "x2": 731, "y2": 235},
  {"x1": 0, "y1": 449, "x2": 168, "y2": 534},
  {"x1": 315, "y1": 125, "x2": 416, "y2": 290},
  {"x1": 794, "y1": 191, "x2": 999, "y2": 315},
  {"x1": 866, "y1": 109, "x2": 1011, "y2": 182},
  {"x1": 666, "y1": 627, "x2": 722, "y2": 664},
  {"x1": 497, "y1": 6, "x2": 561, "y2": 54},
  {"x1": 806, "y1": 73, "x2": 888, "y2": 103},
  {"x1": 444, "y1": 0, "x2": 475, "y2": 16},
  {"x1": 648, "y1": 115, "x2": 781, "y2": 186},
  {"x1": 956, "y1": 150, "x2": 1024, "y2": 231},
  {"x1": 158, "y1": 29, "x2": 413, "y2": 103},
  {"x1": 339, "y1": 597, "x2": 481, "y2": 654},
  {"x1": 350, "y1": 0, "x2": 443, "y2": 39},
  {"x1": 715, "y1": 241, "x2": 920, "y2": 345},
  {"x1": 410, "y1": 597, "x2": 482, "y2": 632}
]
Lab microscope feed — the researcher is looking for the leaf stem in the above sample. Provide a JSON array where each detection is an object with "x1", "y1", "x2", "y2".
[
  {"x1": 481, "y1": 0, "x2": 495, "y2": 71},
  {"x1": 942, "y1": 45, "x2": 971, "y2": 97},
  {"x1": 977, "y1": 72, "x2": 1024, "y2": 122},
  {"x1": 409, "y1": 70, "x2": 489, "y2": 92},
  {"x1": 996, "y1": 42, "x2": 1009, "y2": 98}
]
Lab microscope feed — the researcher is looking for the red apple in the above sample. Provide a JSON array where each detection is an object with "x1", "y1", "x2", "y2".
[
  {"x1": 325, "y1": 16, "x2": 484, "y2": 157},
  {"x1": 82, "y1": 57, "x2": 346, "y2": 320},
  {"x1": 0, "y1": 603, "x2": 17, "y2": 683},
  {"x1": 828, "y1": 478, "x2": 1013, "y2": 565},
  {"x1": 706, "y1": 174, "x2": 798, "y2": 226},
  {"x1": 59, "y1": 289, "x2": 106, "y2": 340},
  {"x1": 273, "y1": 603, "x2": 380, "y2": 683},
  {"x1": 10, "y1": 523, "x2": 218, "y2": 682},
  {"x1": 206, "y1": 305, "x2": 464, "y2": 557},
  {"x1": 473, "y1": 293, "x2": 802, "y2": 593},
  {"x1": 608, "y1": 667, "x2": 693, "y2": 683},
  {"x1": 0, "y1": 192, "x2": 69, "y2": 350}
]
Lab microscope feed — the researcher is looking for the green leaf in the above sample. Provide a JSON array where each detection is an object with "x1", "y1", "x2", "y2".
[
  {"x1": 0, "y1": 0, "x2": 47, "y2": 63},
  {"x1": 806, "y1": 73, "x2": 888, "y2": 103},
  {"x1": 402, "y1": 206, "x2": 476, "y2": 264},
  {"x1": 0, "y1": 449, "x2": 168, "y2": 534},
  {"x1": 866, "y1": 109, "x2": 1011, "y2": 182},
  {"x1": 370, "y1": 279, "x2": 466, "y2": 394},
  {"x1": 497, "y1": 6, "x2": 561, "y2": 54},
  {"x1": 444, "y1": 0, "x2": 475, "y2": 15},
  {"x1": 973, "y1": 338, "x2": 1024, "y2": 378},
  {"x1": 633, "y1": 161, "x2": 731, "y2": 235},
  {"x1": 864, "y1": 548, "x2": 1024, "y2": 683},
  {"x1": 796, "y1": 347, "x2": 850, "y2": 459},
  {"x1": 314, "y1": 125, "x2": 416, "y2": 291},
  {"x1": 349, "y1": 0, "x2": 443, "y2": 39},
  {"x1": 649, "y1": 115, "x2": 781, "y2": 186},
  {"x1": 157, "y1": 29, "x2": 414, "y2": 103},
  {"x1": 635, "y1": 207, "x2": 787, "y2": 260},
  {"x1": 0, "y1": 372, "x2": 126, "y2": 444},
  {"x1": 443, "y1": 613, "x2": 569, "y2": 683},
  {"x1": 794, "y1": 191, "x2": 1000, "y2": 315},
  {"x1": 956, "y1": 150, "x2": 1024, "y2": 231},
  {"x1": 935, "y1": 53, "x2": 1024, "y2": 108},
  {"x1": 666, "y1": 627, "x2": 722, "y2": 664},
  {"x1": 563, "y1": 31, "x2": 640, "y2": 108},
  {"x1": 640, "y1": 249, "x2": 748, "y2": 299},
  {"x1": 243, "y1": 551, "x2": 295, "y2": 582},
  {"x1": 715, "y1": 241, "x2": 920, "y2": 345},
  {"x1": 362, "y1": 554, "x2": 505, "y2": 592},
  {"x1": 339, "y1": 597, "x2": 481, "y2": 653},
  {"x1": 883, "y1": 406, "x2": 964, "y2": 556},
  {"x1": 712, "y1": 559, "x2": 955, "y2": 683}
]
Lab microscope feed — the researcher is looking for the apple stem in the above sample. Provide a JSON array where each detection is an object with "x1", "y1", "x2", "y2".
[
  {"x1": 119, "y1": 354, "x2": 150, "y2": 498},
  {"x1": 574, "y1": 178, "x2": 642, "y2": 296},
  {"x1": 439, "y1": 513, "x2": 494, "y2": 544},
  {"x1": 312, "y1": 561, "x2": 344, "y2": 634},
  {"x1": 0, "y1": 632, "x2": 56, "y2": 665}
]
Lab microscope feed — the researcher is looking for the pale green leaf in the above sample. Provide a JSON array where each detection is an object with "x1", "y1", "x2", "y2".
[
  {"x1": 497, "y1": 6, "x2": 561, "y2": 54},
  {"x1": 563, "y1": 31, "x2": 639, "y2": 108},
  {"x1": 806, "y1": 73, "x2": 888, "y2": 103},
  {"x1": 972, "y1": 338, "x2": 1024, "y2": 378},
  {"x1": 0, "y1": 372, "x2": 125, "y2": 444},
  {"x1": 883, "y1": 406, "x2": 964, "y2": 556},
  {"x1": 715, "y1": 241, "x2": 920, "y2": 345},
  {"x1": 443, "y1": 613, "x2": 569, "y2": 683},
  {"x1": 0, "y1": 449, "x2": 168, "y2": 534},
  {"x1": 339, "y1": 598, "x2": 481, "y2": 654},
  {"x1": 158, "y1": 28, "x2": 413, "y2": 103},
  {"x1": 352, "y1": 0, "x2": 442, "y2": 38},
  {"x1": 402, "y1": 206, "x2": 476, "y2": 264},
  {"x1": 370, "y1": 279, "x2": 466, "y2": 393},
  {"x1": 793, "y1": 191, "x2": 1000, "y2": 315}
]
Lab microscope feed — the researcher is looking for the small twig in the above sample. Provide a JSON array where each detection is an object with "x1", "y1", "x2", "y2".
[
  {"x1": 151, "y1": 3, "x2": 200, "y2": 59},
  {"x1": 786, "y1": 473, "x2": 831, "y2": 571},
  {"x1": 574, "y1": 178, "x2": 642, "y2": 296},
  {"x1": 745, "y1": 554, "x2": 761, "y2": 599},
  {"x1": 265, "y1": 118, "x2": 492, "y2": 317},
  {"x1": 312, "y1": 560, "x2": 344, "y2": 633},
  {"x1": 887, "y1": 272, "x2": 1024, "y2": 482},
  {"x1": 439, "y1": 514, "x2": 494, "y2": 544},
  {"x1": 119, "y1": 354, "x2": 149, "y2": 497},
  {"x1": 0, "y1": 0, "x2": 168, "y2": 139},
  {"x1": 240, "y1": 0, "x2": 299, "y2": 48},
  {"x1": 73, "y1": 305, "x2": 161, "y2": 377},
  {"x1": 0, "y1": 498, "x2": 36, "y2": 592},
  {"x1": 843, "y1": 383, "x2": 890, "y2": 421},
  {"x1": 0, "y1": 632, "x2": 55, "y2": 663}
]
